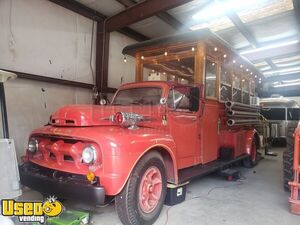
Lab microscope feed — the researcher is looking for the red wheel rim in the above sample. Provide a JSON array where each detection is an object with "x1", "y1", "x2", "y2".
[
  {"x1": 251, "y1": 141, "x2": 257, "y2": 162},
  {"x1": 138, "y1": 166, "x2": 162, "y2": 213}
]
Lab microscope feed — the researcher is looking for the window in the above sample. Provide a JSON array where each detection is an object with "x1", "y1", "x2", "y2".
[
  {"x1": 287, "y1": 108, "x2": 300, "y2": 120},
  {"x1": 232, "y1": 74, "x2": 241, "y2": 103},
  {"x1": 220, "y1": 64, "x2": 232, "y2": 101},
  {"x1": 167, "y1": 87, "x2": 192, "y2": 111},
  {"x1": 113, "y1": 87, "x2": 162, "y2": 105},
  {"x1": 142, "y1": 53, "x2": 195, "y2": 84},
  {"x1": 205, "y1": 59, "x2": 217, "y2": 98},
  {"x1": 242, "y1": 79, "x2": 250, "y2": 104},
  {"x1": 261, "y1": 108, "x2": 286, "y2": 120}
]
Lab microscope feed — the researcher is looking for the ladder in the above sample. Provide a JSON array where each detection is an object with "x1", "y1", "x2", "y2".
[{"x1": 289, "y1": 125, "x2": 300, "y2": 214}]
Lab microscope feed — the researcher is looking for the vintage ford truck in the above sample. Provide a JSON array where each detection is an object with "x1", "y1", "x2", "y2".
[{"x1": 20, "y1": 29, "x2": 263, "y2": 225}]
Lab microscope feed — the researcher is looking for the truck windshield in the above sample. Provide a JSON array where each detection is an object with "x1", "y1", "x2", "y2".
[{"x1": 112, "y1": 87, "x2": 162, "y2": 105}]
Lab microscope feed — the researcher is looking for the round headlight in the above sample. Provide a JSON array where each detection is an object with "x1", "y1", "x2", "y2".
[
  {"x1": 82, "y1": 146, "x2": 97, "y2": 164},
  {"x1": 28, "y1": 138, "x2": 38, "y2": 153}
]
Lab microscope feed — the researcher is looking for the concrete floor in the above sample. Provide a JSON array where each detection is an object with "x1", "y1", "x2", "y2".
[{"x1": 19, "y1": 148, "x2": 299, "y2": 225}]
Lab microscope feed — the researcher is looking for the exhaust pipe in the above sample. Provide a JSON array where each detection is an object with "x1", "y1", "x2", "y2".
[
  {"x1": 227, "y1": 119, "x2": 260, "y2": 127},
  {"x1": 225, "y1": 101, "x2": 260, "y2": 112},
  {"x1": 227, "y1": 110, "x2": 260, "y2": 118}
]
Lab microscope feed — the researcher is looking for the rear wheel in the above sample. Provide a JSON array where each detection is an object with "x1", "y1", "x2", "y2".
[
  {"x1": 115, "y1": 152, "x2": 167, "y2": 225},
  {"x1": 243, "y1": 140, "x2": 258, "y2": 168}
]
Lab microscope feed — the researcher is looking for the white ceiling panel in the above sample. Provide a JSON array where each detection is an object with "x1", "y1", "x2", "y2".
[
  {"x1": 129, "y1": 17, "x2": 177, "y2": 39},
  {"x1": 75, "y1": 0, "x2": 125, "y2": 16}
]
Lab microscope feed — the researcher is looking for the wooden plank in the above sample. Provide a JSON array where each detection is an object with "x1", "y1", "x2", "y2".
[{"x1": 194, "y1": 42, "x2": 206, "y2": 84}]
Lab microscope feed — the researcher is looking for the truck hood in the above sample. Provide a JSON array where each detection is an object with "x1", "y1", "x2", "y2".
[{"x1": 50, "y1": 104, "x2": 165, "y2": 127}]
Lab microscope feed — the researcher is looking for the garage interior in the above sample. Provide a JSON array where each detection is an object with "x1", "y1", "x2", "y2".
[{"x1": 0, "y1": 0, "x2": 300, "y2": 225}]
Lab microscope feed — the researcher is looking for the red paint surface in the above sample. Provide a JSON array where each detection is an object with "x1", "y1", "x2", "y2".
[{"x1": 23, "y1": 81, "x2": 258, "y2": 196}]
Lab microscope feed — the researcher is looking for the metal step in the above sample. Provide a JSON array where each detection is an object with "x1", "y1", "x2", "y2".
[{"x1": 178, "y1": 154, "x2": 248, "y2": 183}]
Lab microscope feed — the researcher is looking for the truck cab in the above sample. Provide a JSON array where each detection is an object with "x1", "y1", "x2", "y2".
[{"x1": 20, "y1": 29, "x2": 264, "y2": 225}]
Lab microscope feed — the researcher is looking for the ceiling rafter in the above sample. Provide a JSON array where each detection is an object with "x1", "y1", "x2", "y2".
[
  {"x1": 106, "y1": 0, "x2": 194, "y2": 32},
  {"x1": 48, "y1": 0, "x2": 148, "y2": 42},
  {"x1": 115, "y1": 0, "x2": 189, "y2": 31},
  {"x1": 226, "y1": 10, "x2": 277, "y2": 70}
]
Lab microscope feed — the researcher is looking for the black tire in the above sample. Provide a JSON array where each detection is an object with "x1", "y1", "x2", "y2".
[
  {"x1": 243, "y1": 140, "x2": 258, "y2": 168},
  {"x1": 283, "y1": 147, "x2": 294, "y2": 191},
  {"x1": 115, "y1": 152, "x2": 167, "y2": 225}
]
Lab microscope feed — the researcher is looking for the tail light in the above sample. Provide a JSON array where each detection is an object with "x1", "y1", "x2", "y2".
[{"x1": 112, "y1": 112, "x2": 143, "y2": 129}]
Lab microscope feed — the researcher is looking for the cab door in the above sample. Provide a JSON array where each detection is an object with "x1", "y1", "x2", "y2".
[{"x1": 167, "y1": 86, "x2": 201, "y2": 169}]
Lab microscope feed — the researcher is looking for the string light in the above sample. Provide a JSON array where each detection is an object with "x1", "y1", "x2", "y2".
[
  {"x1": 223, "y1": 54, "x2": 227, "y2": 58},
  {"x1": 250, "y1": 72, "x2": 253, "y2": 75},
  {"x1": 214, "y1": 47, "x2": 218, "y2": 52},
  {"x1": 246, "y1": 68, "x2": 249, "y2": 72},
  {"x1": 192, "y1": 47, "x2": 195, "y2": 51},
  {"x1": 164, "y1": 51, "x2": 168, "y2": 56},
  {"x1": 233, "y1": 60, "x2": 236, "y2": 63},
  {"x1": 141, "y1": 56, "x2": 144, "y2": 60},
  {"x1": 240, "y1": 64, "x2": 243, "y2": 68},
  {"x1": 123, "y1": 56, "x2": 127, "y2": 63}
]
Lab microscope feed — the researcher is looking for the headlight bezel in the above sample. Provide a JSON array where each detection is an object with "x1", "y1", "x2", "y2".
[
  {"x1": 82, "y1": 145, "x2": 97, "y2": 164},
  {"x1": 28, "y1": 138, "x2": 39, "y2": 153}
]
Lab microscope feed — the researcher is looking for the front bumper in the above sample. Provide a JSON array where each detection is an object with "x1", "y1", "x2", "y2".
[{"x1": 19, "y1": 162, "x2": 105, "y2": 205}]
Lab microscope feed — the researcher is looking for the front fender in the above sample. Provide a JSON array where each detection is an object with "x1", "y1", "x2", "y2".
[{"x1": 95, "y1": 127, "x2": 178, "y2": 196}]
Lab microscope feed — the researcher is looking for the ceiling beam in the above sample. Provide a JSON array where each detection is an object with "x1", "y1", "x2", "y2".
[
  {"x1": 226, "y1": 11, "x2": 258, "y2": 47},
  {"x1": 49, "y1": 0, "x2": 105, "y2": 21},
  {"x1": 107, "y1": 0, "x2": 193, "y2": 32},
  {"x1": 226, "y1": 10, "x2": 277, "y2": 70},
  {"x1": 118, "y1": 27, "x2": 150, "y2": 41},
  {"x1": 115, "y1": 0, "x2": 188, "y2": 31},
  {"x1": 48, "y1": 0, "x2": 148, "y2": 42}
]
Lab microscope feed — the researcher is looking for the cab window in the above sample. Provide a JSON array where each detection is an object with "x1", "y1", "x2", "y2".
[{"x1": 168, "y1": 87, "x2": 194, "y2": 111}]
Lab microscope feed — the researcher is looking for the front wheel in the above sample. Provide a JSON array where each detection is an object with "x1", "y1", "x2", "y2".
[
  {"x1": 243, "y1": 140, "x2": 258, "y2": 168},
  {"x1": 115, "y1": 152, "x2": 167, "y2": 225}
]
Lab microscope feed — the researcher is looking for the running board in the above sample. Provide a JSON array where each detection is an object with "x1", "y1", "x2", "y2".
[{"x1": 178, "y1": 154, "x2": 249, "y2": 184}]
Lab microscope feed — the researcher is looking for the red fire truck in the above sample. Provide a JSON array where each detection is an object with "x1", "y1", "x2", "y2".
[{"x1": 20, "y1": 29, "x2": 264, "y2": 225}]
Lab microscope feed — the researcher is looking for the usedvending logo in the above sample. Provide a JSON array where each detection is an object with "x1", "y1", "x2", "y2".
[{"x1": 1, "y1": 196, "x2": 63, "y2": 224}]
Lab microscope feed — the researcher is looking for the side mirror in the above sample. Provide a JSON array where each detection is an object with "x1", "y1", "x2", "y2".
[{"x1": 189, "y1": 87, "x2": 200, "y2": 112}]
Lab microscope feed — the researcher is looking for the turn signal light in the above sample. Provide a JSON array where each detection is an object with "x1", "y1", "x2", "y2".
[
  {"x1": 86, "y1": 171, "x2": 95, "y2": 182},
  {"x1": 113, "y1": 112, "x2": 124, "y2": 124},
  {"x1": 111, "y1": 112, "x2": 144, "y2": 129}
]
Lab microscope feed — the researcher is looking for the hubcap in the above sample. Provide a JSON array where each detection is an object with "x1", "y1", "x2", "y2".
[{"x1": 138, "y1": 166, "x2": 162, "y2": 213}]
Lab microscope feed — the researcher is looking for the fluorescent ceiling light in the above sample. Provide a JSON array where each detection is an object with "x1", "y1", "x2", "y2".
[
  {"x1": 240, "y1": 40, "x2": 300, "y2": 55},
  {"x1": 283, "y1": 79, "x2": 300, "y2": 83},
  {"x1": 192, "y1": 0, "x2": 259, "y2": 21},
  {"x1": 276, "y1": 61, "x2": 300, "y2": 68},
  {"x1": 263, "y1": 66, "x2": 300, "y2": 76},
  {"x1": 259, "y1": 66, "x2": 271, "y2": 71},
  {"x1": 273, "y1": 82, "x2": 300, "y2": 88}
]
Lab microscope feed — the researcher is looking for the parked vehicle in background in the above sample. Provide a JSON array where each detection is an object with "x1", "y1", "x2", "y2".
[{"x1": 260, "y1": 97, "x2": 300, "y2": 147}]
